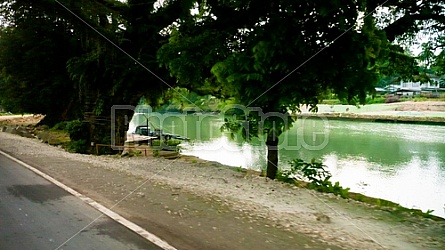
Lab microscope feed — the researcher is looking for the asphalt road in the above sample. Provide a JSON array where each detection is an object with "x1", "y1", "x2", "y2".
[{"x1": 0, "y1": 153, "x2": 163, "y2": 250}]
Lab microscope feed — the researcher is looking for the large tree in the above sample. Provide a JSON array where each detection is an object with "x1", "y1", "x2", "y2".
[
  {"x1": 0, "y1": 0, "x2": 189, "y2": 151},
  {"x1": 0, "y1": 0, "x2": 82, "y2": 124},
  {"x1": 372, "y1": 0, "x2": 445, "y2": 85},
  {"x1": 158, "y1": 0, "x2": 389, "y2": 178},
  {"x1": 61, "y1": 0, "x2": 193, "y2": 148},
  {"x1": 1, "y1": 0, "x2": 444, "y2": 157},
  {"x1": 372, "y1": 0, "x2": 445, "y2": 42}
]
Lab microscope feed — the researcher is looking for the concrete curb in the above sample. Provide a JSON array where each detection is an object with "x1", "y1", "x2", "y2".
[{"x1": 0, "y1": 149, "x2": 177, "y2": 250}]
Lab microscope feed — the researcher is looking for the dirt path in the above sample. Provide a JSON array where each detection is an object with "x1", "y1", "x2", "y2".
[
  {"x1": 1, "y1": 130, "x2": 444, "y2": 249},
  {"x1": 299, "y1": 101, "x2": 445, "y2": 124},
  {"x1": 0, "y1": 114, "x2": 42, "y2": 123},
  {"x1": 388, "y1": 101, "x2": 445, "y2": 112}
]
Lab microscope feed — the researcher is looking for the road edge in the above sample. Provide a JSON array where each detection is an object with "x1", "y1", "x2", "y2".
[{"x1": 0, "y1": 149, "x2": 177, "y2": 250}]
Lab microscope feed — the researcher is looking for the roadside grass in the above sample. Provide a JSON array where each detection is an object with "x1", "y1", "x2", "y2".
[
  {"x1": 0, "y1": 112, "x2": 32, "y2": 116},
  {"x1": 0, "y1": 112, "x2": 19, "y2": 117},
  {"x1": 36, "y1": 128, "x2": 71, "y2": 147},
  {"x1": 322, "y1": 96, "x2": 445, "y2": 106},
  {"x1": 320, "y1": 99, "x2": 347, "y2": 105}
]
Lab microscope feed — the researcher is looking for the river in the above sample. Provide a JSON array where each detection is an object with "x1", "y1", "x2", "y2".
[{"x1": 130, "y1": 112, "x2": 445, "y2": 218}]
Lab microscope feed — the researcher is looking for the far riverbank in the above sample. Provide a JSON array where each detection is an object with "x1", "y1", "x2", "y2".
[{"x1": 296, "y1": 101, "x2": 445, "y2": 125}]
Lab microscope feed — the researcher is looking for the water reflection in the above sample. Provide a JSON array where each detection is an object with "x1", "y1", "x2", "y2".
[
  {"x1": 181, "y1": 136, "x2": 265, "y2": 169},
  {"x1": 129, "y1": 114, "x2": 445, "y2": 218}
]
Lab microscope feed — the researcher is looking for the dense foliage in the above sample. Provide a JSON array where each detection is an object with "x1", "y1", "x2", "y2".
[
  {"x1": 0, "y1": 0, "x2": 444, "y2": 170},
  {"x1": 157, "y1": 0, "x2": 445, "y2": 178},
  {"x1": 0, "y1": 0, "x2": 186, "y2": 149}
]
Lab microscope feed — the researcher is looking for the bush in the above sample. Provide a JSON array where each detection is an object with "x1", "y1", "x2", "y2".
[
  {"x1": 320, "y1": 99, "x2": 345, "y2": 105},
  {"x1": 51, "y1": 121, "x2": 69, "y2": 131},
  {"x1": 153, "y1": 150, "x2": 160, "y2": 157},
  {"x1": 151, "y1": 139, "x2": 161, "y2": 146},
  {"x1": 282, "y1": 159, "x2": 332, "y2": 186},
  {"x1": 67, "y1": 139, "x2": 88, "y2": 154},
  {"x1": 166, "y1": 139, "x2": 181, "y2": 146},
  {"x1": 279, "y1": 158, "x2": 350, "y2": 198},
  {"x1": 151, "y1": 138, "x2": 181, "y2": 147},
  {"x1": 66, "y1": 120, "x2": 88, "y2": 141}
]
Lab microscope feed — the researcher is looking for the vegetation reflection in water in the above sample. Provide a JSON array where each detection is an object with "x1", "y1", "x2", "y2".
[{"x1": 131, "y1": 113, "x2": 445, "y2": 218}]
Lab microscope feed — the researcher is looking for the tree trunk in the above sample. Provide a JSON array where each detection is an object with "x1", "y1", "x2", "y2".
[
  {"x1": 113, "y1": 110, "x2": 132, "y2": 147},
  {"x1": 85, "y1": 109, "x2": 132, "y2": 154},
  {"x1": 266, "y1": 134, "x2": 279, "y2": 179}
]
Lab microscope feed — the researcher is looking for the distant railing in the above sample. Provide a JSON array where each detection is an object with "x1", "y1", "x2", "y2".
[{"x1": 95, "y1": 144, "x2": 149, "y2": 156}]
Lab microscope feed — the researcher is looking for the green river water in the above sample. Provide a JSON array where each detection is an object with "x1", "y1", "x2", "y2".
[{"x1": 130, "y1": 112, "x2": 445, "y2": 218}]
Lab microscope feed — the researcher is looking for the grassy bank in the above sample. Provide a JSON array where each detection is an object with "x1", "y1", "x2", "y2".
[
  {"x1": 295, "y1": 113, "x2": 445, "y2": 125},
  {"x1": 321, "y1": 96, "x2": 445, "y2": 105}
]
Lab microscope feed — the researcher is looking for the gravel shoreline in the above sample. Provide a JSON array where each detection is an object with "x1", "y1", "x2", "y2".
[
  {"x1": 298, "y1": 101, "x2": 445, "y2": 124},
  {"x1": 1, "y1": 130, "x2": 445, "y2": 249}
]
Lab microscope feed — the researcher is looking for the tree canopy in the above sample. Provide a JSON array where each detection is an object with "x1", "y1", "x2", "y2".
[
  {"x1": 0, "y1": 0, "x2": 444, "y2": 168},
  {"x1": 0, "y1": 0, "x2": 188, "y2": 148},
  {"x1": 157, "y1": 0, "x2": 389, "y2": 178}
]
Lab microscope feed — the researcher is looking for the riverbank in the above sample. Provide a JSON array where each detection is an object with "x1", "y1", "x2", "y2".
[
  {"x1": 1, "y1": 117, "x2": 445, "y2": 249},
  {"x1": 296, "y1": 112, "x2": 445, "y2": 125},
  {"x1": 296, "y1": 101, "x2": 445, "y2": 125}
]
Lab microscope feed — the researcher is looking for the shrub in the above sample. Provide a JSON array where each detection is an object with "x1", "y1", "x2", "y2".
[
  {"x1": 279, "y1": 158, "x2": 350, "y2": 198},
  {"x1": 151, "y1": 139, "x2": 161, "y2": 146},
  {"x1": 153, "y1": 150, "x2": 160, "y2": 157},
  {"x1": 51, "y1": 121, "x2": 69, "y2": 131},
  {"x1": 151, "y1": 138, "x2": 181, "y2": 148},
  {"x1": 282, "y1": 159, "x2": 332, "y2": 186},
  {"x1": 166, "y1": 139, "x2": 181, "y2": 146},
  {"x1": 67, "y1": 139, "x2": 88, "y2": 154},
  {"x1": 66, "y1": 120, "x2": 88, "y2": 141}
]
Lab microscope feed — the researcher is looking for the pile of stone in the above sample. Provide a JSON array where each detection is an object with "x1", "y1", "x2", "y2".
[{"x1": 1, "y1": 125, "x2": 34, "y2": 138}]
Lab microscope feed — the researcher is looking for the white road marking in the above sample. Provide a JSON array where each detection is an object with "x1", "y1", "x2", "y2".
[{"x1": 0, "y1": 150, "x2": 177, "y2": 250}]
